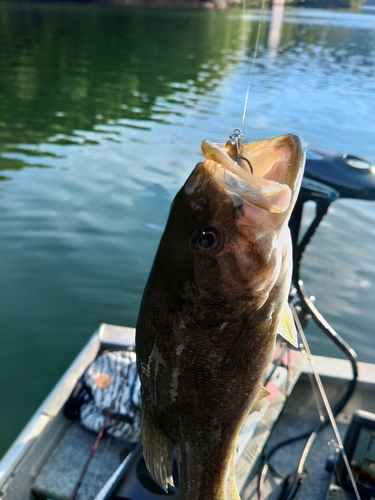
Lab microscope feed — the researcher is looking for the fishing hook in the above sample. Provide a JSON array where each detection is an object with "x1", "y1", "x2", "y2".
[
  {"x1": 229, "y1": 129, "x2": 253, "y2": 174},
  {"x1": 233, "y1": 154, "x2": 254, "y2": 174}
]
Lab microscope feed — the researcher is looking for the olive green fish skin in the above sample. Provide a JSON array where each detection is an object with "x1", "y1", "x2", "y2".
[{"x1": 136, "y1": 134, "x2": 305, "y2": 500}]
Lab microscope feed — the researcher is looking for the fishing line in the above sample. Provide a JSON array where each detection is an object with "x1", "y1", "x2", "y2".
[
  {"x1": 240, "y1": 0, "x2": 268, "y2": 129},
  {"x1": 290, "y1": 304, "x2": 361, "y2": 500}
]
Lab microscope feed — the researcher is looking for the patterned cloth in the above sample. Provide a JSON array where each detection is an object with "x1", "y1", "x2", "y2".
[{"x1": 79, "y1": 349, "x2": 141, "y2": 441}]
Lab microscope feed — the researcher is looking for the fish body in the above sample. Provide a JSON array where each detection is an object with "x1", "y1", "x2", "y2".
[{"x1": 135, "y1": 134, "x2": 305, "y2": 500}]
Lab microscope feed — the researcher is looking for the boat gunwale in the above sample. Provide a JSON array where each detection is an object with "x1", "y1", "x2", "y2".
[
  {"x1": 0, "y1": 329, "x2": 101, "y2": 492},
  {"x1": 301, "y1": 354, "x2": 375, "y2": 390}
]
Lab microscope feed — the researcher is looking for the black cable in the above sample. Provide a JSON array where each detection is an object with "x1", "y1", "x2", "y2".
[
  {"x1": 292, "y1": 196, "x2": 358, "y2": 381},
  {"x1": 296, "y1": 281, "x2": 358, "y2": 382}
]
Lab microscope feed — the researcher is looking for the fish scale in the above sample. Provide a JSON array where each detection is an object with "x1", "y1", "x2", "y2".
[{"x1": 136, "y1": 133, "x2": 305, "y2": 500}]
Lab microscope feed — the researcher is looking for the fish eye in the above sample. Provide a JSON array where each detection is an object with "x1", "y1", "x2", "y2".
[
  {"x1": 190, "y1": 226, "x2": 222, "y2": 254},
  {"x1": 198, "y1": 231, "x2": 215, "y2": 249}
]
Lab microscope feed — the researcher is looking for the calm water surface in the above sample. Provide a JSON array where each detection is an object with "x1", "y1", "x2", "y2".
[{"x1": 1, "y1": 2, "x2": 375, "y2": 456}]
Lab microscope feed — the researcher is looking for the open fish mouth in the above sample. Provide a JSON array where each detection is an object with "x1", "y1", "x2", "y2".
[{"x1": 201, "y1": 134, "x2": 305, "y2": 214}]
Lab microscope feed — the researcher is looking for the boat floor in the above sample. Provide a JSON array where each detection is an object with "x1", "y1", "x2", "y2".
[
  {"x1": 32, "y1": 421, "x2": 135, "y2": 500},
  {"x1": 242, "y1": 370, "x2": 375, "y2": 500},
  {"x1": 33, "y1": 360, "x2": 374, "y2": 500}
]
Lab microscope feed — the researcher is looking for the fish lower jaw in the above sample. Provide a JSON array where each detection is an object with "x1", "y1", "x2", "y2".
[{"x1": 202, "y1": 159, "x2": 292, "y2": 214}]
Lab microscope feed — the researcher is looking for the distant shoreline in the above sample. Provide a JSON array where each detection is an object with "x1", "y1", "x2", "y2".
[
  {"x1": 50, "y1": 0, "x2": 366, "y2": 8},
  {"x1": 4, "y1": 0, "x2": 364, "y2": 9},
  {"x1": 95, "y1": 0, "x2": 250, "y2": 8}
]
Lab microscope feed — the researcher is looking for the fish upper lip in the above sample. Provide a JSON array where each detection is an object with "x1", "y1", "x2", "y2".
[{"x1": 201, "y1": 135, "x2": 305, "y2": 214}]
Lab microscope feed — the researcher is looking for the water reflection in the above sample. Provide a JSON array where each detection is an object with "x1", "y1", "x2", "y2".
[
  {"x1": 0, "y1": 4, "x2": 256, "y2": 175},
  {"x1": 2, "y1": 4, "x2": 375, "y2": 177},
  {"x1": 267, "y1": 3, "x2": 285, "y2": 56}
]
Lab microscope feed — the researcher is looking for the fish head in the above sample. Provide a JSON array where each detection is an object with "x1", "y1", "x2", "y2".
[
  {"x1": 166, "y1": 134, "x2": 305, "y2": 309},
  {"x1": 200, "y1": 133, "x2": 304, "y2": 218}
]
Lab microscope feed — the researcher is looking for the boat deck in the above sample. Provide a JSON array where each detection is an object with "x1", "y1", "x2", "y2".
[{"x1": 1, "y1": 324, "x2": 374, "y2": 500}]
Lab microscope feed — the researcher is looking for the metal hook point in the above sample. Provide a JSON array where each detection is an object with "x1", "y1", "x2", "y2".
[{"x1": 233, "y1": 154, "x2": 253, "y2": 174}]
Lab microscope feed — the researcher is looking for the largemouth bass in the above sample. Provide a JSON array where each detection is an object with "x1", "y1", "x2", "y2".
[{"x1": 135, "y1": 133, "x2": 305, "y2": 500}]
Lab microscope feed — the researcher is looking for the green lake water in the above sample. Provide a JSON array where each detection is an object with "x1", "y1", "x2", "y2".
[{"x1": 0, "y1": 1, "x2": 375, "y2": 457}]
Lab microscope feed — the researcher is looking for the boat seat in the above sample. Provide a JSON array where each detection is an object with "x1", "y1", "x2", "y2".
[{"x1": 32, "y1": 420, "x2": 134, "y2": 500}]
